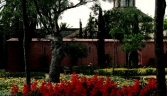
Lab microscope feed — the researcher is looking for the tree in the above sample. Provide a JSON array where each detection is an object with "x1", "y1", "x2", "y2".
[
  {"x1": 0, "y1": 0, "x2": 19, "y2": 69},
  {"x1": 0, "y1": 0, "x2": 38, "y2": 91},
  {"x1": 79, "y1": 19, "x2": 83, "y2": 38},
  {"x1": 0, "y1": 0, "x2": 37, "y2": 71},
  {"x1": 33, "y1": 0, "x2": 96, "y2": 82},
  {"x1": 121, "y1": 33, "x2": 145, "y2": 67},
  {"x1": 86, "y1": 13, "x2": 98, "y2": 38},
  {"x1": 154, "y1": 0, "x2": 166, "y2": 95},
  {"x1": 97, "y1": 6, "x2": 105, "y2": 67},
  {"x1": 59, "y1": 22, "x2": 70, "y2": 31},
  {"x1": 22, "y1": 0, "x2": 33, "y2": 90},
  {"x1": 109, "y1": 8, "x2": 153, "y2": 67},
  {"x1": 65, "y1": 42, "x2": 88, "y2": 72}
]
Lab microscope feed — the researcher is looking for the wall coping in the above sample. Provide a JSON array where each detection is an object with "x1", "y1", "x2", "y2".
[{"x1": 7, "y1": 38, "x2": 167, "y2": 42}]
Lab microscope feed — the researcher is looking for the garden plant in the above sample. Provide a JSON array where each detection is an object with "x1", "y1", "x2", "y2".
[{"x1": 9, "y1": 73, "x2": 160, "y2": 96}]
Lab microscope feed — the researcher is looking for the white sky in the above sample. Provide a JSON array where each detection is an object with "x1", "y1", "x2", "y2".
[{"x1": 59, "y1": 0, "x2": 167, "y2": 28}]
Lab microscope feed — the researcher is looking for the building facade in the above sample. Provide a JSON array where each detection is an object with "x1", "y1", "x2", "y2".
[{"x1": 113, "y1": 0, "x2": 135, "y2": 8}]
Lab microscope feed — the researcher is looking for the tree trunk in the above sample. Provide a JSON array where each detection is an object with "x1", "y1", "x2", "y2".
[
  {"x1": 130, "y1": 13, "x2": 139, "y2": 67},
  {"x1": 154, "y1": 0, "x2": 166, "y2": 95},
  {"x1": 97, "y1": 7, "x2": 105, "y2": 67},
  {"x1": 0, "y1": 35, "x2": 2, "y2": 69},
  {"x1": 48, "y1": 17, "x2": 65, "y2": 82},
  {"x1": 18, "y1": 30, "x2": 24, "y2": 71},
  {"x1": 22, "y1": 0, "x2": 31, "y2": 90},
  {"x1": 0, "y1": 33, "x2": 7, "y2": 69},
  {"x1": 49, "y1": 39, "x2": 64, "y2": 82},
  {"x1": 127, "y1": 52, "x2": 131, "y2": 68},
  {"x1": 130, "y1": 51, "x2": 138, "y2": 67},
  {"x1": 97, "y1": 39, "x2": 105, "y2": 67},
  {"x1": 2, "y1": 33, "x2": 7, "y2": 69}
]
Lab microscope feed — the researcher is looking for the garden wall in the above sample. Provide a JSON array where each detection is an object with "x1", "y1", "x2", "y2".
[
  {"x1": 7, "y1": 38, "x2": 167, "y2": 72},
  {"x1": 7, "y1": 38, "x2": 51, "y2": 72}
]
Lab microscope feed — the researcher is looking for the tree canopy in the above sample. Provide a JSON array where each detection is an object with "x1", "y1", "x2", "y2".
[
  {"x1": 0, "y1": 0, "x2": 99, "y2": 83},
  {"x1": 32, "y1": 0, "x2": 98, "y2": 82},
  {"x1": 105, "y1": 8, "x2": 153, "y2": 67}
]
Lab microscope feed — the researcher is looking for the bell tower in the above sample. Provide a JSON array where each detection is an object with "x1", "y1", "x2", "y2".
[{"x1": 113, "y1": 0, "x2": 135, "y2": 8}]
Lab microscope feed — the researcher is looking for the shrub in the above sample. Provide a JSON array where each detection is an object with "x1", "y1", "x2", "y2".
[
  {"x1": 65, "y1": 43, "x2": 88, "y2": 66},
  {"x1": 72, "y1": 65, "x2": 95, "y2": 75}
]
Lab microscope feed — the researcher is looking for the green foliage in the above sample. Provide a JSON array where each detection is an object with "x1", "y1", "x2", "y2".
[
  {"x1": 110, "y1": 27, "x2": 125, "y2": 40},
  {"x1": 108, "y1": 8, "x2": 153, "y2": 40},
  {"x1": 164, "y1": 19, "x2": 167, "y2": 30},
  {"x1": 72, "y1": 65, "x2": 95, "y2": 75},
  {"x1": 65, "y1": 43, "x2": 88, "y2": 58},
  {"x1": 106, "y1": 8, "x2": 153, "y2": 66},
  {"x1": 33, "y1": 0, "x2": 97, "y2": 34},
  {"x1": 121, "y1": 33, "x2": 145, "y2": 52},
  {"x1": 105, "y1": 8, "x2": 153, "y2": 40},
  {"x1": 0, "y1": 0, "x2": 37, "y2": 35},
  {"x1": 64, "y1": 42, "x2": 88, "y2": 66},
  {"x1": 60, "y1": 22, "x2": 70, "y2": 31},
  {"x1": 85, "y1": 13, "x2": 98, "y2": 38}
]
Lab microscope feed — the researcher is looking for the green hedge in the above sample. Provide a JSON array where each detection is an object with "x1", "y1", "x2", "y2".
[
  {"x1": 71, "y1": 66, "x2": 167, "y2": 76},
  {"x1": 95, "y1": 68, "x2": 167, "y2": 76},
  {"x1": 1, "y1": 68, "x2": 166, "y2": 78},
  {"x1": 112, "y1": 68, "x2": 156, "y2": 76},
  {"x1": 0, "y1": 72, "x2": 45, "y2": 78}
]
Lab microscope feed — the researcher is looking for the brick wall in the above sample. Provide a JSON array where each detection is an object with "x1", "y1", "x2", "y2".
[{"x1": 7, "y1": 38, "x2": 167, "y2": 72}]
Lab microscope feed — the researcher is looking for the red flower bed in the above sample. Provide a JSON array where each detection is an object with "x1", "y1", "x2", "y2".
[{"x1": 10, "y1": 73, "x2": 159, "y2": 96}]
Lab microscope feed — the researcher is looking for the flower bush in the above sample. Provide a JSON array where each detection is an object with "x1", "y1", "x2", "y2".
[{"x1": 10, "y1": 73, "x2": 159, "y2": 96}]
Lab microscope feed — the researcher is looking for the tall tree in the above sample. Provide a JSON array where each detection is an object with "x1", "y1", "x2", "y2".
[
  {"x1": 154, "y1": 0, "x2": 166, "y2": 95},
  {"x1": 79, "y1": 19, "x2": 83, "y2": 38},
  {"x1": 0, "y1": 0, "x2": 18, "y2": 69},
  {"x1": 85, "y1": 13, "x2": 97, "y2": 38},
  {"x1": 0, "y1": 0, "x2": 37, "y2": 89},
  {"x1": 33, "y1": 0, "x2": 96, "y2": 82},
  {"x1": 0, "y1": 0, "x2": 37, "y2": 71},
  {"x1": 97, "y1": 6, "x2": 105, "y2": 67},
  {"x1": 108, "y1": 8, "x2": 153, "y2": 67},
  {"x1": 22, "y1": 0, "x2": 31, "y2": 90}
]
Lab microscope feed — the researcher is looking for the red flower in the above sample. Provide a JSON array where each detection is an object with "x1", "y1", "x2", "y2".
[
  {"x1": 10, "y1": 85, "x2": 19, "y2": 96},
  {"x1": 22, "y1": 84, "x2": 29, "y2": 96},
  {"x1": 31, "y1": 80, "x2": 37, "y2": 91},
  {"x1": 10, "y1": 74, "x2": 161, "y2": 96}
]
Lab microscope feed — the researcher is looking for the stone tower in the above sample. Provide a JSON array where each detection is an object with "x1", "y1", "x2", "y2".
[{"x1": 113, "y1": 0, "x2": 135, "y2": 8}]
